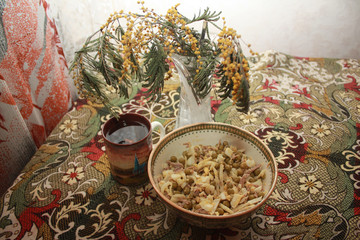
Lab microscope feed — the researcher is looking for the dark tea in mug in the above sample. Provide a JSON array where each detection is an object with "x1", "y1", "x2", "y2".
[
  {"x1": 105, "y1": 121, "x2": 148, "y2": 144},
  {"x1": 102, "y1": 113, "x2": 153, "y2": 185}
]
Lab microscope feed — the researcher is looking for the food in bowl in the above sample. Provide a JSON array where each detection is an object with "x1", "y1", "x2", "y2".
[
  {"x1": 148, "y1": 123, "x2": 277, "y2": 229},
  {"x1": 156, "y1": 140, "x2": 267, "y2": 216}
]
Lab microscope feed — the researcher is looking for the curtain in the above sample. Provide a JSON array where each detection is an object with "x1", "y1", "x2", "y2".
[{"x1": 0, "y1": 0, "x2": 73, "y2": 195}]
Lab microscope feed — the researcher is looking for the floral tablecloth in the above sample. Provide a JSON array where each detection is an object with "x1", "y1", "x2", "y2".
[{"x1": 1, "y1": 50, "x2": 360, "y2": 239}]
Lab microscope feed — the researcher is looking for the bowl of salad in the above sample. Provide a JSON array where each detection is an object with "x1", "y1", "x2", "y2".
[{"x1": 147, "y1": 122, "x2": 278, "y2": 229}]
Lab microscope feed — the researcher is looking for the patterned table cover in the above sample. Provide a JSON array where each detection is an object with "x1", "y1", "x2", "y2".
[{"x1": 1, "y1": 50, "x2": 360, "y2": 240}]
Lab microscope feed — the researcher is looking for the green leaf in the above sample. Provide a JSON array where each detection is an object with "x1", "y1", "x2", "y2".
[{"x1": 143, "y1": 42, "x2": 167, "y2": 100}]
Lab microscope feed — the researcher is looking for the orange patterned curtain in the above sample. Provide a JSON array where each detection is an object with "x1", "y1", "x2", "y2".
[{"x1": 0, "y1": 0, "x2": 73, "y2": 194}]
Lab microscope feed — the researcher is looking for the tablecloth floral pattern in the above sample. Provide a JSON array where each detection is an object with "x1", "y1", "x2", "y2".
[{"x1": 1, "y1": 50, "x2": 360, "y2": 239}]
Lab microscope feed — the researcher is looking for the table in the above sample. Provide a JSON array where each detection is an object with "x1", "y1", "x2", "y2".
[{"x1": 1, "y1": 50, "x2": 360, "y2": 239}]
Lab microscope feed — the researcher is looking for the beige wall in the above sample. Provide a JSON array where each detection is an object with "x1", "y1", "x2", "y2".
[{"x1": 48, "y1": 0, "x2": 360, "y2": 60}]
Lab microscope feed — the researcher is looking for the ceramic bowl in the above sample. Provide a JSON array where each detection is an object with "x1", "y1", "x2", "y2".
[{"x1": 148, "y1": 122, "x2": 277, "y2": 229}]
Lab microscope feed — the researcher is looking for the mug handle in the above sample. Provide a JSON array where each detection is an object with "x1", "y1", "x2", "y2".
[{"x1": 151, "y1": 121, "x2": 165, "y2": 146}]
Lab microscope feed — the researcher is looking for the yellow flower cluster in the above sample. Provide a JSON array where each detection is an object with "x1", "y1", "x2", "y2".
[
  {"x1": 100, "y1": 7, "x2": 152, "y2": 83},
  {"x1": 103, "y1": 2, "x2": 208, "y2": 83},
  {"x1": 162, "y1": 4, "x2": 205, "y2": 78},
  {"x1": 217, "y1": 23, "x2": 254, "y2": 103},
  {"x1": 71, "y1": 1, "x2": 256, "y2": 109}
]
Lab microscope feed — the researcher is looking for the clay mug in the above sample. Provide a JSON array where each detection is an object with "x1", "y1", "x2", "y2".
[{"x1": 102, "y1": 113, "x2": 165, "y2": 185}]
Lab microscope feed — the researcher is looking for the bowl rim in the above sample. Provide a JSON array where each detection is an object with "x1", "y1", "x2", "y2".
[{"x1": 148, "y1": 122, "x2": 278, "y2": 220}]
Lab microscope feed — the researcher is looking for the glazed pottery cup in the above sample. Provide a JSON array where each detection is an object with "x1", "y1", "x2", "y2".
[{"x1": 102, "y1": 113, "x2": 165, "y2": 185}]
